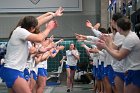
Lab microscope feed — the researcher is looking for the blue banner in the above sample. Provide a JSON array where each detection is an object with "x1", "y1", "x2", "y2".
[{"x1": 107, "y1": 0, "x2": 117, "y2": 11}]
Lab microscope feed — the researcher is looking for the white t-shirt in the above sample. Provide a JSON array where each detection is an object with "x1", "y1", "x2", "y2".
[
  {"x1": 113, "y1": 32, "x2": 125, "y2": 46},
  {"x1": 4, "y1": 27, "x2": 31, "y2": 71},
  {"x1": 112, "y1": 58, "x2": 125, "y2": 72},
  {"x1": 90, "y1": 53, "x2": 98, "y2": 67},
  {"x1": 66, "y1": 50, "x2": 79, "y2": 66},
  {"x1": 98, "y1": 50, "x2": 105, "y2": 66},
  {"x1": 122, "y1": 31, "x2": 140, "y2": 71},
  {"x1": 104, "y1": 50, "x2": 113, "y2": 67},
  {"x1": 112, "y1": 32, "x2": 125, "y2": 72},
  {"x1": 26, "y1": 41, "x2": 33, "y2": 69},
  {"x1": 30, "y1": 59, "x2": 38, "y2": 74},
  {"x1": 102, "y1": 34, "x2": 113, "y2": 67},
  {"x1": 44, "y1": 60, "x2": 48, "y2": 69},
  {"x1": 36, "y1": 60, "x2": 47, "y2": 74},
  {"x1": 35, "y1": 43, "x2": 45, "y2": 68},
  {"x1": 26, "y1": 41, "x2": 38, "y2": 73},
  {"x1": 26, "y1": 55, "x2": 37, "y2": 73},
  {"x1": 36, "y1": 61, "x2": 45, "y2": 68}
]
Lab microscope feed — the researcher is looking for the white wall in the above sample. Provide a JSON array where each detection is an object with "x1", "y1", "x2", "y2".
[
  {"x1": 0, "y1": 0, "x2": 100, "y2": 39},
  {"x1": 0, "y1": 0, "x2": 82, "y2": 12}
]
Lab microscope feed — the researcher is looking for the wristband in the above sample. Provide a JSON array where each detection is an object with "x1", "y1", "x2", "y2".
[{"x1": 52, "y1": 50, "x2": 57, "y2": 54}]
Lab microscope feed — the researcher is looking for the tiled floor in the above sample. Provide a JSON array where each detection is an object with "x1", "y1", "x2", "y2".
[
  {"x1": 46, "y1": 71, "x2": 95, "y2": 93},
  {"x1": 49, "y1": 84, "x2": 94, "y2": 93},
  {"x1": 0, "y1": 81, "x2": 94, "y2": 93},
  {"x1": 0, "y1": 82, "x2": 8, "y2": 93},
  {"x1": 0, "y1": 71, "x2": 95, "y2": 93}
]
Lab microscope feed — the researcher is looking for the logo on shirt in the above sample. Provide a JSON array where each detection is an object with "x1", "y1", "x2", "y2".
[{"x1": 29, "y1": 0, "x2": 40, "y2": 5}]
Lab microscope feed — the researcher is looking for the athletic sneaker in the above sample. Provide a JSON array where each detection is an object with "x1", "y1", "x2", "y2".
[
  {"x1": 67, "y1": 89, "x2": 70, "y2": 92},
  {"x1": 89, "y1": 80, "x2": 94, "y2": 84}
]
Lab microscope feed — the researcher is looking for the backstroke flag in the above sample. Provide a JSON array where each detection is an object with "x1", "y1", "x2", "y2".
[{"x1": 107, "y1": 0, "x2": 117, "y2": 11}]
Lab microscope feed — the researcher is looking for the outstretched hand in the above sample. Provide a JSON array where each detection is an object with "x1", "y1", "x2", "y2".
[
  {"x1": 46, "y1": 20, "x2": 58, "y2": 31},
  {"x1": 86, "y1": 20, "x2": 93, "y2": 28},
  {"x1": 75, "y1": 33, "x2": 87, "y2": 40},
  {"x1": 55, "y1": 7, "x2": 64, "y2": 17},
  {"x1": 96, "y1": 39, "x2": 107, "y2": 50}
]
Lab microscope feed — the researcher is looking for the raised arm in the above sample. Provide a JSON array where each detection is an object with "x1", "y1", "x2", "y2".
[
  {"x1": 37, "y1": 7, "x2": 64, "y2": 27},
  {"x1": 26, "y1": 20, "x2": 57, "y2": 42},
  {"x1": 86, "y1": 20, "x2": 102, "y2": 37},
  {"x1": 96, "y1": 39, "x2": 129, "y2": 61}
]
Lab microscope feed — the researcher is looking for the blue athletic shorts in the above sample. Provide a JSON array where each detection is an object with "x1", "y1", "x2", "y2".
[
  {"x1": 0, "y1": 67, "x2": 25, "y2": 88},
  {"x1": 30, "y1": 70, "x2": 37, "y2": 81},
  {"x1": 65, "y1": 64, "x2": 77, "y2": 70},
  {"x1": 107, "y1": 65, "x2": 115, "y2": 86},
  {"x1": 125, "y1": 70, "x2": 140, "y2": 87},
  {"x1": 0, "y1": 64, "x2": 4, "y2": 76},
  {"x1": 38, "y1": 68, "x2": 46, "y2": 77},
  {"x1": 103, "y1": 65, "x2": 115, "y2": 86},
  {"x1": 0, "y1": 64, "x2": 4, "y2": 69},
  {"x1": 24, "y1": 68, "x2": 30, "y2": 81},
  {"x1": 96, "y1": 65, "x2": 102, "y2": 80},
  {"x1": 115, "y1": 71, "x2": 125, "y2": 81},
  {"x1": 103, "y1": 66, "x2": 108, "y2": 77},
  {"x1": 101, "y1": 62, "x2": 104, "y2": 79},
  {"x1": 44, "y1": 69, "x2": 48, "y2": 77},
  {"x1": 101, "y1": 61, "x2": 104, "y2": 66},
  {"x1": 92, "y1": 66, "x2": 96, "y2": 77},
  {"x1": 0, "y1": 64, "x2": 3, "y2": 77}
]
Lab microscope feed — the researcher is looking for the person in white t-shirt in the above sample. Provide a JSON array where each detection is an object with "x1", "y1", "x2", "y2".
[
  {"x1": 0, "y1": 16, "x2": 57, "y2": 93},
  {"x1": 0, "y1": 7, "x2": 64, "y2": 93},
  {"x1": 61, "y1": 43, "x2": 80, "y2": 92},
  {"x1": 112, "y1": 32, "x2": 125, "y2": 93},
  {"x1": 81, "y1": 44, "x2": 99, "y2": 91},
  {"x1": 35, "y1": 38, "x2": 64, "y2": 93},
  {"x1": 26, "y1": 41, "x2": 38, "y2": 93},
  {"x1": 97, "y1": 17, "x2": 140, "y2": 93}
]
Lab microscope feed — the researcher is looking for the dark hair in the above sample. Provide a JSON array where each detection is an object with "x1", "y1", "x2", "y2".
[
  {"x1": 20, "y1": 16, "x2": 38, "y2": 30},
  {"x1": 112, "y1": 12, "x2": 123, "y2": 22},
  {"x1": 8, "y1": 16, "x2": 38, "y2": 39},
  {"x1": 69, "y1": 42, "x2": 76, "y2": 50},
  {"x1": 117, "y1": 17, "x2": 131, "y2": 31},
  {"x1": 34, "y1": 27, "x2": 40, "y2": 34},
  {"x1": 107, "y1": 27, "x2": 112, "y2": 33},
  {"x1": 135, "y1": 23, "x2": 140, "y2": 31},
  {"x1": 16, "y1": 18, "x2": 23, "y2": 27},
  {"x1": 98, "y1": 27, "x2": 107, "y2": 34}
]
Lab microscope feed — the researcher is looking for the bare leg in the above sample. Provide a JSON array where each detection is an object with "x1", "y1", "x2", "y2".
[
  {"x1": 114, "y1": 76, "x2": 124, "y2": 93},
  {"x1": 93, "y1": 78, "x2": 97, "y2": 91},
  {"x1": 124, "y1": 83, "x2": 140, "y2": 93},
  {"x1": 8, "y1": 88, "x2": 15, "y2": 93},
  {"x1": 66, "y1": 68, "x2": 71, "y2": 89},
  {"x1": 96, "y1": 80, "x2": 101, "y2": 93},
  {"x1": 70, "y1": 70, "x2": 76, "y2": 90},
  {"x1": 12, "y1": 77, "x2": 32, "y2": 93},
  {"x1": 100, "y1": 80, "x2": 104, "y2": 93},
  {"x1": 36, "y1": 76, "x2": 46, "y2": 93},
  {"x1": 103, "y1": 76, "x2": 112, "y2": 93},
  {"x1": 30, "y1": 78, "x2": 37, "y2": 93}
]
